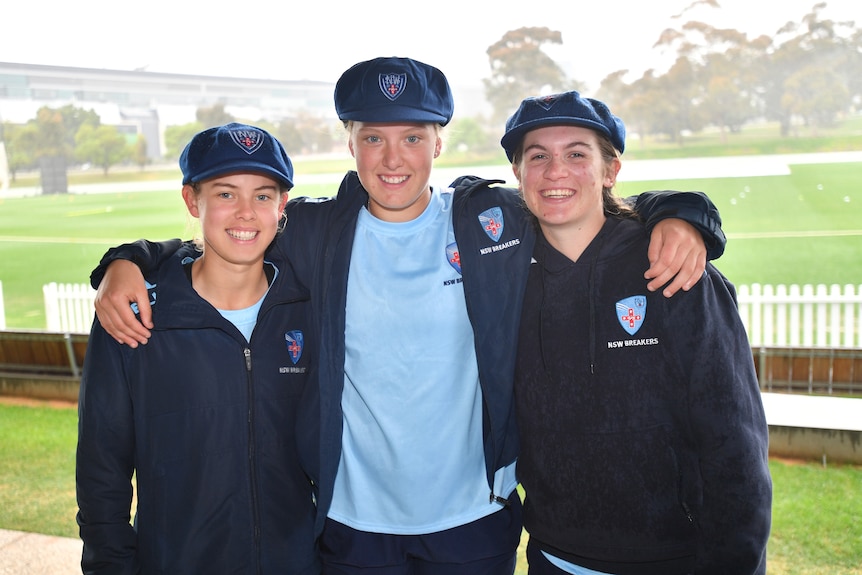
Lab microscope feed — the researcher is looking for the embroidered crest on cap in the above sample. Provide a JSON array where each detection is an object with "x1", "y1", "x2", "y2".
[
  {"x1": 478, "y1": 207, "x2": 504, "y2": 242},
  {"x1": 446, "y1": 242, "x2": 462, "y2": 274},
  {"x1": 616, "y1": 296, "x2": 646, "y2": 336},
  {"x1": 285, "y1": 330, "x2": 304, "y2": 365},
  {"x1": 379, "y1": 73, "x2": 407, "y2": 101},
  {"x1": 536, "y1": 94, "x2": 558, "y2": 110},
  {"x1": 228, "y1": 126, "x2": 265, "y2": 155}
]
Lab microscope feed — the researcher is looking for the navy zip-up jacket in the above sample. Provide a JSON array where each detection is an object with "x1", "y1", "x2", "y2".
[
  {"x1": 77, "y1": 247, "x2": 320, "y2": 575},
  {"x1": 515, "y1": 217, "x2": 771, "y2": 575},
  {"x1": 285, "y1": 173, "x2": 537, "y2": 535},
  {"x1": 88, "y1": 174, "x2": 726, "y2": 541}
]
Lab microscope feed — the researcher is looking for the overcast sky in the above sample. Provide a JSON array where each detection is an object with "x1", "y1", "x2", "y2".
[{"x1": 2, "y1": 0, "x2": 857, "y2": 93}]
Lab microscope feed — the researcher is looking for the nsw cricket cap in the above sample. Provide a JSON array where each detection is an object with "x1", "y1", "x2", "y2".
[
  {"x1": 501, "y1": 91, "x2": 626, "y2": 161},
  {"x1": 180, "y1": 122, "x2": 294, "y2": 189},
  {"x1": 334, "y1": 57, "x2": 454, "y2": 126}
]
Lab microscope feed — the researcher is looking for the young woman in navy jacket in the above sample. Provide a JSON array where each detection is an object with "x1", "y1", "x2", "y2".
[{"x1": 76, "y1": 124, "x2": 319, "y2": 574}]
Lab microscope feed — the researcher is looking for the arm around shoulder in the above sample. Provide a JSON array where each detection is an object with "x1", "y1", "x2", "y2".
[
  {"x1": 631, "y1": 190, "x2": 726, "y2": 260},
  {"x1": 90, "y1": 238, "x2": 186, "y2": 288}
]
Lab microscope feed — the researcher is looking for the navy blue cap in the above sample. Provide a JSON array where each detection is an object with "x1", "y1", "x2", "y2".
[
  {"x1": 500, "y1": 91, "x2": 626, "y2": 161},
  {"x1": 180, "y1": 122, "x2": 294, "y2": 189},
  {"x1": 334, "y1": 57, "x2": 454, "y2": 126}
]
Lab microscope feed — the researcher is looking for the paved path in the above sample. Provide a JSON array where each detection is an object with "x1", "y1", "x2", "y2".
[{"x1": 0, "y1": 529, "x2": 81, "y2": 574}]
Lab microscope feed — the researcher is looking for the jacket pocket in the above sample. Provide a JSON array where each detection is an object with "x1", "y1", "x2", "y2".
[{"x1": 521, "y1": 423, "x2": 699, "y2": 560}]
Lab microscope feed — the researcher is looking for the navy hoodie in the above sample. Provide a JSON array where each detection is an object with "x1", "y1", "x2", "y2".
[{"x1": 515, "y1": 216, "x2": 771, "y2": 575}]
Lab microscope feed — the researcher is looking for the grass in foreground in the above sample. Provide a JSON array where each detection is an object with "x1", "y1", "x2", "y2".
[
  {"x1": 0, "y1": 401, "x2": 78, "y2": 537},
  {"x1": 1, "y1": 401, "x2": 860, "y2": 573}
]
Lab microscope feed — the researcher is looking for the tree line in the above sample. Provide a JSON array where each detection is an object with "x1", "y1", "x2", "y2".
[
  {"x1": 471, "y1": 2, "x2": 860, "y2": 149},
  {"x1": 0, "y1": 103, "x2": 340, "y2": 183},
  {"x1": 1, "y1": 106, "x2": 147, "y2": 181}
]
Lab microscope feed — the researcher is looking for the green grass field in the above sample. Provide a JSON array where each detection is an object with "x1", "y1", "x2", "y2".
[
  {"x1": 1, "y1": 158, "x2": 861, "y2": 329},
  {"x1": 619, "y1": 161, "x2": 862, "y2": 288},
  {"x1": 2, "y1": 401, "x2": 859, "y2": 574}
]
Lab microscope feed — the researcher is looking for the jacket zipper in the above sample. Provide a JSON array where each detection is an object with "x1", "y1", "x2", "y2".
[{"x1": 244, "y1": 346, "x2": 263, "y2": 573}]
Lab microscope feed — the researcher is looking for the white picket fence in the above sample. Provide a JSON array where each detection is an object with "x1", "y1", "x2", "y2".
[
  {"x1": 738, "y1": 283, "x2": 862, "y2": 348},
  {"x1": 29, "y1": 282, "x2": 862, "y2": 345},
  {"x1": 43, "y1": 282, "x2": 97, "y2": 333}
]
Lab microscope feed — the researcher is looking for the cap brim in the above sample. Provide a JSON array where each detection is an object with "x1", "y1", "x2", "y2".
[
  {"x1": 338, "y1": 104, "x2": 450, "y2": 126},
  {"x1": 501, "y1": 117, "x2": 613, "y2": 161},
  {"x1": 184, "y1": 161, "x2": 294, "y2": 189}
]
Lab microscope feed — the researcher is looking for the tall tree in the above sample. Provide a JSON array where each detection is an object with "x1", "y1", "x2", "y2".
[
  {"x1": 134, "y1": 134, "x2": 150, "y2": 171},
  {"x1": 164, "y1": 123, "x2": 204, "y2": 161},
  {"x1": 760, "y1": 3, "x2": 859, "y2": 135},
  {"x1": 699, "y1": 75, "x2": 750, "y2": 142},
  {"x1": 33, "y1": 107, "x2": 70, "y2": 159},
  {"x1": 595, "y1": 70, "x2": 632, "y2": 115},
  {"x1": 446, "y1": 117, "x2": 497, "y2": 156},
  {"x1": 74, "y1": 124, "x2": 132, "y2": 175},
  {"x1": 56, "y1": 104, "x2": 100, "y2": 156},
  {"x1": 622, "y1": 73, "x2": 669, "y2": 148},
  {"x1": 484, "y1": 27, "x2": 572, "y2": 124},
  {"x1": 653, "y1": 20, "x2": 760, "y2": 138},
  {"x1": 2, "y1": 123, "x2": 39, "y2": 181},
  {"x1": 781, "y1": 66, "x2": 850, "y2": 135}
]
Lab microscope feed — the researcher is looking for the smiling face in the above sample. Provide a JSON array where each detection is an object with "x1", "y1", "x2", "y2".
[
  {"x1": 348, "y1": 121, "x2": 442, "y2": 222},
  {"x1": 182, "y1": 172, "x2": 288, "y2": 269},
  {"x1": 514, "y1": 124, "x2": 620, "y2": 242}
]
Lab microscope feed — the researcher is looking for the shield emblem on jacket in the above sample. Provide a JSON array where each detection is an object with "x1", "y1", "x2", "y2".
[
  {"x1": 285, "y1": 330, "x2": 304, "y2": 364},
  {"x1": 478, "y1": 207, "x2": 504, "y2": 242},
  {"x1": 446, "y1": 242, "x2": 462, "y2": 274},
  {"x1": 615, "y1": 296, "x2": 646, "y2": 336}
]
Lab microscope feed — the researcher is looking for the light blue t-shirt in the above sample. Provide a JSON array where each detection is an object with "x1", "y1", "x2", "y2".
[
  {"x1": 218, "y1": 297, "x2": 264, "y2": 342},
  {"x1": 212, "y1": 261, "x2": 276, "y2": 342},
  {"x1": 328, "y1": 189, "x2": 517, "y2": 534}
]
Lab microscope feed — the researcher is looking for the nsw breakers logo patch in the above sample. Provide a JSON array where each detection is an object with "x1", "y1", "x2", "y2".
[
  {"x1": 477, "y1": 206, "x2": 521, "y2": 256},
  {"x1": 446, "y1": 242, "x2": 462, "y2": 274},
  {"x1": 379, "y1": 73, "x2": 407, "y2": 100},
  {"x1": 228, "y1": 125, "x2": 265, "y2": 154},
  {"x1": 616, "y1": 296, "x2": 646, "y2": 336},
  {"x1": 285, "y1": 330, "x2": 303, "y2": 365},
  {"x1": 479, "y1": 207, "x2": 504, "y2": 242}
]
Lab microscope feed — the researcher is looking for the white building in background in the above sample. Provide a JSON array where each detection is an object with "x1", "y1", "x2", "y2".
[{"x1": 0, "y1": 61, "x2": 336, "y2": 162}]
